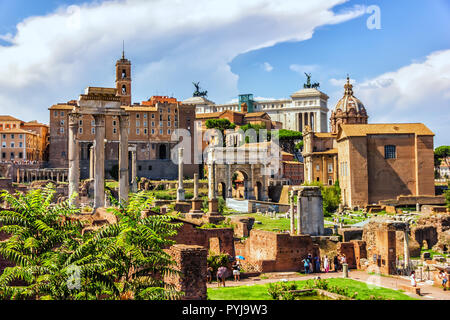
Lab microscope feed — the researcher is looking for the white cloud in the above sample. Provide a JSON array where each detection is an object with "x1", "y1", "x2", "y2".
[
  {"x1": 262, "y1": 62, "x2": 273, "y2": 72},
  {"x1": 290, "y1": 64, "x2": 319, "y2": 74},
  {"x1": 0, "y1": 0, "x2": 364, "y2": 124},
  {"x1": 330, "y1": 50, "x2": 450, "y2": 146}
]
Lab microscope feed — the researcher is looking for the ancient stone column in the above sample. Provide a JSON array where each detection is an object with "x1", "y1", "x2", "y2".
[
  {"x1": 248, "y1": 164, "x2": 255, "y2": 200},
  {"x1": 296, "y1": 191, "x2": 301, "y2": 235},
  {"x1": 177, "y1": 148, "x2": 185, "y2": 202},
  {"x1": 89, "y1": 145, "x2": 95, "y2": 180},
  {"x1": 226, "y1": 164, "x2": 232, "y2": 199},
  {"x1": 118, "y1": 115, "x2": 129, "y2": 203},
  {"x1": 193, "y1": 172, "x2": 199, "y2": 200},
  {"x1": 68, "y1": 113, "x2": 80, "y2": 207},
  {"x1": 130, "y1": 147, "x2": 137, "y2": 193},
  {"x1": 93, "y1": 114, "x2": 105, "y2": 208},
  {"x1": 404, "y1": 226, "x2": 410, "y2": 270},
  {"x1": 290, "y1": 191, "x2": 295, "y2": 235}
]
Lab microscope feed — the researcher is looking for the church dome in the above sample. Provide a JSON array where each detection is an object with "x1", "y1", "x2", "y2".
[
  {"x1": 334, "y1": 77, "x2": 367, "y2": 115},
  {"x1": 330, "y1": 76, "x2": 368, "y2": 133}
]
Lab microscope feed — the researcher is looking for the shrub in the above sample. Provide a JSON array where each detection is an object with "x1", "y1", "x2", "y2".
[{"x1": 207, "y1": 252, "x2": 230, "y2": 274}]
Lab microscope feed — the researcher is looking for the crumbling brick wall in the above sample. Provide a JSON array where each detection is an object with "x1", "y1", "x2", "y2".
[
  {"x1": 337, "y1": 242, "x2": 356, "y2": 269},
  {"x1": 165, "y1": 245, "x2": 207, "y2": 300},
  {"x1": 171, "y1": 221, "x2": 235, "y2": 257},
  {"x1": 236, "y1": 229, "x2": 319, "y2": 273}
]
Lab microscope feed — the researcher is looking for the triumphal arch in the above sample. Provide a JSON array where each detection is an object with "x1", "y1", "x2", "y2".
[{"x1": 206, "y1": 137, "x2": 281, "y2": 202}]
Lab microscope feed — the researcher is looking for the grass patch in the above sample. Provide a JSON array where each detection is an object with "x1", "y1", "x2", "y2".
[{"x1": 207, "y1": 278, "x2": 417, "y2": 300}]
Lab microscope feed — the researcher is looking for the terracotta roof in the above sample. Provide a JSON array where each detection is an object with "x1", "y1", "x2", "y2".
[
  {"x1": 244, "y1": 112, "x2": 268, "y2": 118},
  {"x1": 195, "y1": 111, "x2": 226, "y2": 119},
  {"x1": 337, "y1": 123, "x2": 434, "y2": 141},
  {"x1": 0, "y1": 115, "x2": 22, "y2": 122},
  {"x1": 283, "y1": 161, "x2": 303, "y2": 165},
  {"x1": 313, "y1": 132, "x2": 336, "y2": 139},
  {"x1": 0, "y1": 128, "x2": 37, "y2": 135},
  {"x1": 49, "y1": 104, "x2": 76, "y2": 110},
  {"x1": 310, "y1": 148, "x2": 338, "y2": 155},
  {"x1": 23, "y1": 121, "x2": 48, "y2": 127}
]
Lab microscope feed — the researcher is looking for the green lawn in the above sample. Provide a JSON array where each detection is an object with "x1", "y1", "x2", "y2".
[
  {"x1": 238, "y1": 214, "x2": 296, "y2": 232},
  {"x1": 207, "y1": 278, "x2": 417, "y2": 300}
]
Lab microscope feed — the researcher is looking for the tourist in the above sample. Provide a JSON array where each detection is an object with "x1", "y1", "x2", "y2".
[
  {"x1": 334, "y1": 255, "x2": 340, "y2": 272},
  {"x1": 302, "y1": 257, "x2": 310, "y2": 274},
  {"x1": 307, "y1": 253, "x2": 313, "y2": 273},
  {"x1": 410, "y1": 270, "x2": 417, "y2": 287},
  {"x1": 340, "y1": 254, "x2": 347, "y2": 265},
  {"x1": 207, "y1": 266, "x2": 213, "y2": 284},
  {"x1": 232, "y1": 260, "x2": 241, "y2": 282},
  {"x1": 314, "y1": 255, "x2": 321, "y2": 273},
  {"x1": 217, "y1": 266, "x2": 228, "y2": 287},
  {"x1": 323, "y1": 255, "x2": 329, "y2": 273},
  {"x1": 439, "y1": 270, "x2": 448, "y2": 291}
]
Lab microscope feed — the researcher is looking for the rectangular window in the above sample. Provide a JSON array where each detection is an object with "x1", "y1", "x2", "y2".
[
  {"x1": 168, "y1": 129, "x2": 171, "y2": 135},
  {"x1": 328, "y1": 163, "x2": 333, "y2": 173},
  {"x1": 19, "y1": 142, "x2": 23, "y2": 148},
  {"x1": 113, "y1": 120, "x2": 117, "y2": 126},
  {"x1": 384, "y1": 145, "x2": 396, "y2": 159},
  {"x1": 168, "y1": 121, "x2": 171, "y2": 127},
  {"x1": 92, "y1": 128, "x2": 95, "y2": 134},
  {"x1": 159, "y1": 129, "x2": 163, "y2": 135},
  {"x1": 2, "y1": 152, "x2": 5, "y2": 159},
  {"x1": 61, "y1": 111, "x2": 65, "y2": 117},
  {"x1": 136, "y1": 120, "x2": 140, "y2": 127},
  {"x1": 79, "y1": 127, "x2": 83, "y2": 134},
  {"x1": 113, "y1": 128, "x2": 117, "y2": 134},
  {"x1": 60, "y1": 120, "x2": 65, "y2": 126},
  {"x1": 151, "y1": 129, "x2": 155, "y2": 134},
  {"x1": 19, "y1": 152, "x2": 23, "y2": 159},
  {"x1": 19, "y1": 134, "x2": 23, "y2": 139},
  {"x1": 144, "y1": 114, "x2": 147, "y2": 119},
  {"x1": 152, "y1": 122, "x2": 155, "y2": 127},
  {"x1": 148, "y1": 166, "x2": 152, "y2": 171},
  {"x1": 152, "y1": 114, "x2": 155, "y2": 119},
  {"x1": 136, "y1": 128, "x2": 140, "y2": 135},
  {"x1": 91, "y1": 120, "x2": 95, "y2": 126},
  {"x1": 2, "y1": 142, "x2": 6, "y2": 148},
  {"x1": 316, "y1": 165, "x2": 320, "y2": 172},
  {"x1": 144, "y1": 129, "x2": 148, "y2": 135},
  {"x1": 2, "y1": 134, "x2": 5, "y2": 139},
  {"x1": 54, "y1": 111, "x2": 58, "y2": 117},
  {"x1": 136, "y1": 114, "x2": 140, "y2": 119},
  {"x1": 60, "y1": 127, "x2": 65, "y2": 133},
  {"x1": 144, "y1": 121, "x2": 147, "y2": 127},
  {"x1": 10, "y1": 152, "x2": 14, "y2": 159},
  {"x1": 159, "y1": 122, "x2": 163, "y2": 127},
  {"x1": 11, "y1": 134, "x2": 14, "y2": 139},
  {"x1": 79, "y1": 120, "x2": 83, "y2": 126}
]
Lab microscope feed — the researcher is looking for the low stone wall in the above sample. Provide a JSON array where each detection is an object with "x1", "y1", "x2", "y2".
[
  {"x1": 379, "y1": 195, "x2": 445, "y2": 207},
  {"x1": 338, "y1": 228, "x2": 363, "y2": 242}
]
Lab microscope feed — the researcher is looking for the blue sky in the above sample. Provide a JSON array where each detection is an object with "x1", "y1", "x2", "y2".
[{"x1": 0, "y1": 0, "x2": 449, "y2": 146}]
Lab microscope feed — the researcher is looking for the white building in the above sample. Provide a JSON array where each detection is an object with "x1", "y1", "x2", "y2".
[{"x1": 188, "y1": 87, "x2": 329, "y2": 133}]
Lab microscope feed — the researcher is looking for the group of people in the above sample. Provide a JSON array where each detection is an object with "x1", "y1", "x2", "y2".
[
  {"x1": 302, "y1": 253, "x2": 347, "y2": 274},
  {"x1": 206, "y1": 259, "x2": 242, "y2": 287},
  {"x1": 409, "y1": 269, "x2": 449, "y2": 291}
]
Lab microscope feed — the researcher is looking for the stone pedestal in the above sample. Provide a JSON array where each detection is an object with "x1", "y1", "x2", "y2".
[
  {"x1": 342, "y1": 263, "x2": 349, "y2": 278},
  {"x1": 187, "y1": 199, "x2": 204, "y2": 219},
  {"x1": 204, "y1": 199, "x2": 225, "y2": 224},
  {"x1": 295, "y1": 186, "x2": 324, "y2": 236}
]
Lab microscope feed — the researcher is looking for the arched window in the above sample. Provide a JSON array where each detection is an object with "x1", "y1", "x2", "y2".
[
  {"x1": 122, "y1": 69, "x2": 127, "y2": 79},
  {"x1": 122, "y1": 85, "x2": 127, "y2": 94}
]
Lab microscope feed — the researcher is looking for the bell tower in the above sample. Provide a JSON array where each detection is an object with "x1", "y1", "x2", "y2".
[{"x1": 116, "y1": 44, "x2": 132, "y2": 106}]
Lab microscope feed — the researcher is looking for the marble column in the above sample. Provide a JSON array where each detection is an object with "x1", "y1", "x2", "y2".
[
  {"x1": 296, "y1": 191, "x2": 301, "y2": 235},
  {"x1": 193, "y1": 172, "x2": 199, "y2": 200},
  {"x1": 89, "y1": 145, "x2": 95, "y2": 180},
  {"x1": 68, "y1": 113, "x2": 80, "y2": 206},
  {"x1": 226, "y1": 164, "x2": 233, "y2": 199},
  {"x1": 208, "y1": 164, "x2": 214, "y2": 199},
  {"x1": 290, "y1": 191, "x2": 295, "y2": 235},
  {"x1": 177, "y1": 148, "x2": 185, "y2": 201},
  {"x1": 118, "y1": 115, "x2": 129, "y2": 203},
  {"x1": 248, "y1": 164, "x2": 255, "y2": 200},
  {"x1": 93, "y1": 114, "x2": 105, "y2": 209},
  {"x1": 404, "y1": 227, "x2": 410, "y2": 270}
]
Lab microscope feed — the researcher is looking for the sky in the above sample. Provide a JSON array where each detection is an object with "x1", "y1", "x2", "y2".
[{"x1": 0, "y1": 0, "x2": 449, "y2": 146}]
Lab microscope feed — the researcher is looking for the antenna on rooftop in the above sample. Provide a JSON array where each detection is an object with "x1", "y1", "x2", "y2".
[{"x1": 122, "y1": 40, "x2": 125, "y2": 59}]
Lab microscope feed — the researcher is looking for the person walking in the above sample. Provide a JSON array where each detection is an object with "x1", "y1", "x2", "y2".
[
  {"x1": 217, "y1": 266, "x2": 228, "y2": 287},
  {"x1": 439, "y1": 270, "x2": 448, "y2": 291},
  {"x1": 323, "y1": 255, "x2": 329, "y2": 273},
  {"x1": 334, "y1": 255, "x2": 340, "y2": 272},
  {"x1": 302, "y1": 257, "x2": 310, "y2": 275},
  {"x1": 314, "y1": 255, "x2": 321, "y2": 273},
  {"x1": 232, "y1": 260, "x2": 241, "y2": 282},
  {"x1": 410, "y1": 270, "x2": 417, "y2": 287},
  {"x1": 307, "y1": 253, "x2": 313, "y2": 273}
]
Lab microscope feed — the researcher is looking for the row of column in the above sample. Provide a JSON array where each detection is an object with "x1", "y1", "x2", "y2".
[
  {"x1": 68, "y1": 113, "x2": 131, "y2": 208},
  {"x1": 17, "y1": 169, "x2": 68, "y2": 183},
  {"x1": 297, "y1": 112, "x2": 317, "y2": 132}
]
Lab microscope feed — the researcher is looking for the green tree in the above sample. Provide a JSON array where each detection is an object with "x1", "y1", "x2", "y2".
[
  {"x1": 0, "y1": 186, "x2": 183, "y2": 300},
  {"x1": 434, "y1": 146, "x2": 450, "y2": 166},
  {"x1": 303, "y1": 181, "x2": 341, "y2": 217},
  {"x1": 446, "y1": 182, "x2": 450, "y2": 209}
]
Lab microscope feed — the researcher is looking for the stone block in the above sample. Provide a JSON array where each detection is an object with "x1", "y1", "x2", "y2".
[{"x1": 399, "y1": 284, "x2": 420, "y2": 295}]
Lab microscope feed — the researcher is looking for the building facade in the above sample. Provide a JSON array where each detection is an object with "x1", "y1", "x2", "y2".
[
  {"x1": 191, "y1": 87, "x2": 329, "y2": 133},
  {"x1": 48, "y1": 54, "x2": 198, "y2": 179},
  {"x1": 0, "y1": 116, "x2": 48, "y2": 162}
]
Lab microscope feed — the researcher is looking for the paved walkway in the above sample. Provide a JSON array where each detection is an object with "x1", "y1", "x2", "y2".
[{"x1": 208, "y1": 270, "x2": 450, "y2": 300}]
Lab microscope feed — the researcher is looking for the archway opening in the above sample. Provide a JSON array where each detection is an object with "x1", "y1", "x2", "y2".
[
  {"x1": 232, "y1": 170, "x2": 249, "y2": 200},
  {"x1": 218, "y1": 182, "x2": 226, "y2": 199}
]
